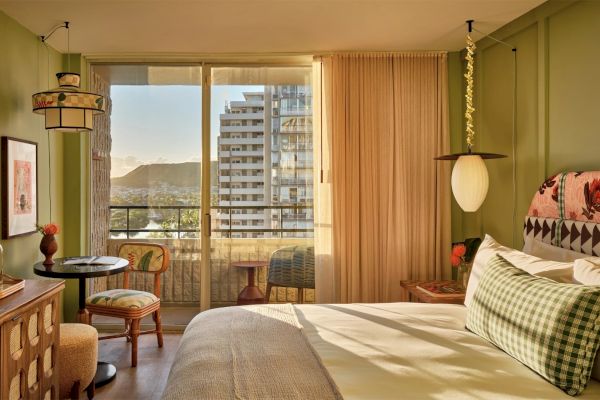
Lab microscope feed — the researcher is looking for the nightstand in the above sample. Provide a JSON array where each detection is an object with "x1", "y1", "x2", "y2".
[{"x1": 400, "y1": 280, "x2": 465, "y2": 304}]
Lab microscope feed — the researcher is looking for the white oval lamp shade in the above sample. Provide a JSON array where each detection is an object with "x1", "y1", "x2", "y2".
[{"x1": 451, "y1": 155, "x2": 489, "y2": 212}]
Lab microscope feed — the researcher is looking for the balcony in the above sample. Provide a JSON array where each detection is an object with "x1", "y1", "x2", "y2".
[
  {"x1": 219, "y1": 163, "x2": 264, "y2": 170},
  {"x1": 218, "y1": 187, "x2": 264, "y2": 195},
  {"x1": 219, "y1": 150, "x2": 264, "y2": 157},
  {"x1": 220, "y1": 125, "x2": 264, "y2": 133},
  {"x1": 230, "y1": 100, "x2": 264, "y2": 108},
  {"x1": 219, "y1": 175, "x2": 264, "y2": 183},
  {"x1": 219, "y1": 137, "x2": 263, "y2": 145},
  {"x1": 105, "y1": 205, "x2": 314, "y2": 307},
  {"x1": 220, "y1": 112, "x2": 263, "y2": 120}
]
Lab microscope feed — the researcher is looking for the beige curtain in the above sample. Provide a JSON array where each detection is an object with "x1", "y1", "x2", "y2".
[{"x1": 313, "y1": 53, "x2": 451, "y2": 303}]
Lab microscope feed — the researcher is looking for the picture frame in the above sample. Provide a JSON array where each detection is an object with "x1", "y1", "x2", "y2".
[{"x1": 2, "y1": 136, "x2": 38, "y2": 239}]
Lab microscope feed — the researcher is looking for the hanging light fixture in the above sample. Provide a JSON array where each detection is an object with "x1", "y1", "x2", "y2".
[
  {"x1": 32, "y1": 22, "x2": 105, "y2": 132},
  {"x1": 435, "y1": 20, "x2": 506, "y2": 212}
]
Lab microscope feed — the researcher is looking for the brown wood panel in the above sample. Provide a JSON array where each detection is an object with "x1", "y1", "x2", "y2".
[{"x1": 0, "y1": 279, "x2": 63, "y2": 400}]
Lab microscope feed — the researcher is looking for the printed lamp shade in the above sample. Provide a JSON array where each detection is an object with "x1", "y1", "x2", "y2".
[
  {"x1": 451, "y1": 155, "x2": 489, "y2": 212},
  {"x1": 32, "y1": 72, "x2": 105, "y2": 132}
]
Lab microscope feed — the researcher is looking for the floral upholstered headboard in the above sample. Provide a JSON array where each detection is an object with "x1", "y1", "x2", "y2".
[{"x1": 524, "y1": 171, "x2": 600, "y2": 256}]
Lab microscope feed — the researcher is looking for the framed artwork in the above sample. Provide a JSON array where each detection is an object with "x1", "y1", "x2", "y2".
[{"x1": 2, "y1": 137, "x2": 38, "y2": 239}]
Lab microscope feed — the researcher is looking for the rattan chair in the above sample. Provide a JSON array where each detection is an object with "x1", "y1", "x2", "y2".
[
  {"x1": 86, "y1": 242, "x2": 170, "y2": 367},
  {"x1": 265, "y1": 245, "x2": 314, "y2": 303}
]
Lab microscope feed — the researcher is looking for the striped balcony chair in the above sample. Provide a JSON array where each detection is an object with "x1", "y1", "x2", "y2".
[
  {"x1": 265, "y1": 245, "x2": 315, "y2": 304},
  {"x1": 86, "y1": 242, "x2": 170, "y2": 367}
]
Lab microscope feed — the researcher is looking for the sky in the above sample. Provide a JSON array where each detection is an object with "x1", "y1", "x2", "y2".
[{"x1": 110, "y1": 84, "x2": 263, "y2": 178}]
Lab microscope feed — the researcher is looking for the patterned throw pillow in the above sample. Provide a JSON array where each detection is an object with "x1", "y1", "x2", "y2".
[{"x1": 466, "y1": 254, "x2": 600, "y2": 396}]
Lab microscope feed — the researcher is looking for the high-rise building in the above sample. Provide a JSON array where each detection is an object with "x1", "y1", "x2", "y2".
[{"x1": 217, "y1": 85, "x2": 313, "y2": 238}]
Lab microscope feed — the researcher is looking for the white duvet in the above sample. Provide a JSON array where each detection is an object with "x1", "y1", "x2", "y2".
[{"x1": 296, "y1": 302, "x2": 600, "y2": 400}]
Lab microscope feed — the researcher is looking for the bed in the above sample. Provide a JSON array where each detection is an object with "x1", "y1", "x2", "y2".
[{"x1": 162, "y1": 172, "x2": 600, "y2": 399}]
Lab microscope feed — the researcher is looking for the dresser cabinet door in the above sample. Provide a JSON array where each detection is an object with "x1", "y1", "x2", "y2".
[{"x1": 1, "y1": 293, "x2": 60, "y2": 400}]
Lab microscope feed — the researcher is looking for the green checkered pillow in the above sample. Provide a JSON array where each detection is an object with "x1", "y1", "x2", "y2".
[{"x1": 466, "y1": 254, "x2": 600, "y2": 396}]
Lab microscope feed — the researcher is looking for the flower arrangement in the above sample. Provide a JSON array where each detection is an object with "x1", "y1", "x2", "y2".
[
  {"x1": 451, "y1": 243, "x2": 469, "y2": 289},
  {"x1": 450, "y1": 239, "x2": 481, "y2": 289},
  {"x1": 37, "y1": 223, "x2": 60, "y2": 236}
]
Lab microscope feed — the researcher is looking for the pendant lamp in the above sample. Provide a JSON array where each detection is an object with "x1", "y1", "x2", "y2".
[
  {"x1": 32, "y1": 22, "x2": 105, "y2": 132},
  {"x1": 435, "y1": 20, "x2": 506, "y2": 212}
]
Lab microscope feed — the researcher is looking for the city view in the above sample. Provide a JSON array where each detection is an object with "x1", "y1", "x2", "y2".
[{"x1": 109, "y1": 83, "x2": 314, "y2": 239}]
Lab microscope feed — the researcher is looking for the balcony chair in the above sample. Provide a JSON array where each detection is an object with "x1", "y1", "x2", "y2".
[
  {"x1": 86, "y1": 242, "x2": 170, "y2": 367},
  {"x1": 265, "y1": 245, "x2": 314, "y2": 304}
]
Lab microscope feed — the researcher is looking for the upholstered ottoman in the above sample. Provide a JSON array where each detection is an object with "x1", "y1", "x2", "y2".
[{"x1": 59, "y1": 323, "x2": 98, "y2": 399}]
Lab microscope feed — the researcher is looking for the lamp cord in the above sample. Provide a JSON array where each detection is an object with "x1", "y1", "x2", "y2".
[
  {"x1": 511, "y1": 49, "x2": 518, "y2": 247},
  {"x1": 43, "y1": 39, "x2": 53, "y2": 223}
]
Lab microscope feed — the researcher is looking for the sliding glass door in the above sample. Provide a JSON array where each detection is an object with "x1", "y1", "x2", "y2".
[
  {"x1": 91, "y1": 63, "x2": 314, "y2": 313},
  {"x1": 209, "y1": 66, "x2": 314, "y2": 306}
]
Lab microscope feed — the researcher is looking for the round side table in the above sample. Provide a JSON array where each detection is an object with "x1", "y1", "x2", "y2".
[
  {"x1": 34, "y1": 256, "x2": 129, "y2": 388},
  {"x1": 232, "y1": 260, "x2": 268, "y2": 305}
]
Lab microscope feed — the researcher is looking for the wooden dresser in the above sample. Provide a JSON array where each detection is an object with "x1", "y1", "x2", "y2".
[{"x1": 0, "y1": 280, "x2": 64, "y2": 400}]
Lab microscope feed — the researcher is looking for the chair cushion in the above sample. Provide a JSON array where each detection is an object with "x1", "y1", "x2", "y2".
[{"x1": 86, "y1": 289, "x2": 159, "y2": 309}]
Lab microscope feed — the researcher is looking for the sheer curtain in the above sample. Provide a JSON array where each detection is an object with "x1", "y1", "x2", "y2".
[{"x1": 313, "y1": 53, "x2": 451, "y2": 303}]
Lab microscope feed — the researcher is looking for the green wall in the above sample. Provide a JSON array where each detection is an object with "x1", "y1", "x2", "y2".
[
  {"x1": 0, "y1": 11, "x2": 65, "y2": 276},
  {"x1": 0, "y1": 11, "x2": 90, "y2": 321},
  {"x1": 450, "y1": 0, "x2": 600, "y2": 248}
]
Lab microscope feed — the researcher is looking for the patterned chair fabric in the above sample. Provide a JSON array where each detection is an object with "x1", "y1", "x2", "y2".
[
  {"x1": 118, "y1": 243, "x2": 169, "y2": 272},
  {"x1": 268, "y1": 246, "x2": 315, "y2": 289},
  {"x1": 525, "y1": 171, "x2": 600, "y2": 256},
  {"x1": 86, "y1": 289, "x2": 159, "y2": 309}
]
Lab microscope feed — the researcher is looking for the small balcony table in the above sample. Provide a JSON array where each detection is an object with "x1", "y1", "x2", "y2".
[{"x1": 232, "y1": 260, "x2": 268, "y2": 305}]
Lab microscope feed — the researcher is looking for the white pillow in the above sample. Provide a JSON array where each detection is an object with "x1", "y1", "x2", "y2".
[
  {"x1": 573, "y1": 258, "x2": 600, "y2": 382},
  {"x1": 522, "y1": 236, "x2": 588, "y2": 262},
  {"x1": 573, "y1": 258, "x2": 600, "y2": 285},
  {"x1": 464, "y1": 234, "x2": 574, "y2": 307}
]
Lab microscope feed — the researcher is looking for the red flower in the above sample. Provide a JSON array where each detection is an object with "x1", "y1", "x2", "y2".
[
  {"x1": 450, "y1": 254, "x2": 462, "y2": 267},
  {"x1": 127, "y1": 252, "x2": 136, "y2": 267},
  {"x1": 452, "y1": 244, "x2": 466, "y2": 257},
  {"x1": 37, "y1": 223, "x2": 59, "y2": 235}
]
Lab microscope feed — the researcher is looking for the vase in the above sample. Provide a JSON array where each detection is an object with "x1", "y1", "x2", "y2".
[
  {"x1": 457, "y1": 263, "x2": 471, "y2": 290},
  {"x1": 40, "y1": 235, "x2": 58, "y2": 265}
]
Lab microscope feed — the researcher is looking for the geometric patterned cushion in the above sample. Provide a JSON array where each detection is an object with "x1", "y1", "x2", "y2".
[
  {"x1": 525, "y1": 172, "x2": 600, "y2": 257},
  {"x1": 525, "y1": 216, "x2": 600, "y2": 256},
  {"x1": 466, "y1": 254, "x2": 600, "y2": 396},
  {"x1": 86, "y1": 289, "x2": 159, "y2": 309}
]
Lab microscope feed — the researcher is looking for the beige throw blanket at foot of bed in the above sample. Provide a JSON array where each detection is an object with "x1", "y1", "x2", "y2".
[{"x1": 161, "y1": 303, "x2": 343, "y2": 400}]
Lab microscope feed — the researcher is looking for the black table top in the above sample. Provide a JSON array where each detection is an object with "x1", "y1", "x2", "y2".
[{"x1": 33, "y1": 257, "x2": 129, "y2": 279}]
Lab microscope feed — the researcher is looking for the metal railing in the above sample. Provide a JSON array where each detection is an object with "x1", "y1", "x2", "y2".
[{"x1": 109, "y1": 204, "x2": 313, "y2": 238}]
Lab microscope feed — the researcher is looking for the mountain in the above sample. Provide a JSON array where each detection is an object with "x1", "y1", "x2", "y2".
[{"x1": 111, "y1": 161, "x2": 219, "y2": 188}]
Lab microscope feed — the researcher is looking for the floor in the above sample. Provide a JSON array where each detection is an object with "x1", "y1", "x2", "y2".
[{"x1": 95, "y1": 333, "x2": 182, "y2": 400}]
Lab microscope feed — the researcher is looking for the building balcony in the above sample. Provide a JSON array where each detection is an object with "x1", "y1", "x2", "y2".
[
  {"x1": 220, "y1": 125, "x2": 264, "y2": 133},
  {"x1": 216, "y1": 213, "x2": 266, "y2": 220},
  {"x1": 219, "y1": 175, "x2": 264, "y2": 183},
  {"x1": 220, "y1": 112, "x2": 263, "y2": 120},
  {"x1": 219, "y1": 150, "x2": 264, "y2": 157},
  {"x1": 219, "y1": 137, "x2": 263, "y2": 145},
  {"x1": 218, "y1": 187, "x2": 264, "y2": 195},
  {"x1": 219, "y1": 163, "x2": 264, "y2": 170},
  {"x1": 218, "y1": 200, "x2": 266, "y2": 206},
  {"x1": 229, "y1": 100, "x2": 264, "y2": 108}
]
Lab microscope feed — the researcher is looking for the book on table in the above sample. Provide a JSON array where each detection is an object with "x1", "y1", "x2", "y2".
[
  {"x1": 62, "y1": 256, "x2": 117, "y2": 266},
  {"x1": 416, "y1": 282, "x2": 465, "y2": 298}
]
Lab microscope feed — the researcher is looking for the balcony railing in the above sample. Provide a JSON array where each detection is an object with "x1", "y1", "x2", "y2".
[
  {"x1": 109, "y1": 204, "x2": 313, "y2": 238},
  {"x1": 105, "y1": 204, "x2": 315, "y2": 305}
]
